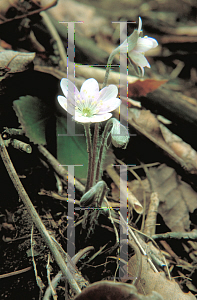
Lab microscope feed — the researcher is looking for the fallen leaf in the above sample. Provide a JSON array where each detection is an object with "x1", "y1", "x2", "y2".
[
  {"x1": 129, "y1": 164, "x2": 197, "y2": 232},
  {"x1": 130, "y1": 108, "x2": 161, "y2": 135},
  {"x1": 160, "y1": 124, "x2": 197, "y2": 173},
  {"x1": 128, "y1": 79, "x2": 167, "y2": 99},
  {"x1": 129, "y1": 252, "x2": 196, "y2": 300}
]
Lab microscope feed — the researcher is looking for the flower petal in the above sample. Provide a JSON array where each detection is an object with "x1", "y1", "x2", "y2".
[
  {"x1": 129, "y1": 50, "x2": 150, "y2": 68},
  {"x1": 74, "y1": 112, "x2": 112, "y2": 123},
  {"x1": 124, "y1": 30, "x2": 139, "y2": 52},
  {"x1": 97, "y1": 85, "x2": 118, "y2": 102},
  {"x1": 80, "y1": 78, "x2": 100, "y2": 100},
  {"x1": 138, "y1": 17, "x2": 142, "y2": 34},
  {"x1": 60, "y1": 78, "x2": 80, "y2": 105},
  {"x1": 135, "y1": 37, "x2": 158, "y2": 53},
  {"x1": 57, "y1": 95, "x2": 75, "y2": 115},
  {"x1": 98, "y1": 98, "x2": 121, "y2": 114}
]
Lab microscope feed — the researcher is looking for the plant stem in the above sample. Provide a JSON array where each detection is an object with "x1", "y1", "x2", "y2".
[
  {"x1": 0, "y1": 135, "x2": 81, "y2": 295},
  {"x1": 89, "y1": 50, "x2": 118, "y2": 189},
  {"x1": 90, "y1": 51, "x2": 117, "y2": 188},
  {"x1": 102, "y1": 50, "x2": 117, "y2": 88},
  {"x1": 95, "y1": 119, "x2": 114, "y2": 182},
  {"x1": 84, "y1": 123, "x2": 92, "y2": 192},
  {"x1": 89, "y1": 122, "x2": 99, "y2": 188}
]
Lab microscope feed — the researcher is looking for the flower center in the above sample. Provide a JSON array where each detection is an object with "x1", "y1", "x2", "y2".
[{"x1": 81, "y1": 107, "x2": 93, "y2": 117}]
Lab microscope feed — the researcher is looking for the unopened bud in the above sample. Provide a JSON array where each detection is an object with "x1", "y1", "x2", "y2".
[
  {"x1": 80, "y1": 181, "x2": 108, "y2": 207},
  {"x1": 111, "y1": 120, "x2": 129, "y2": 149}
]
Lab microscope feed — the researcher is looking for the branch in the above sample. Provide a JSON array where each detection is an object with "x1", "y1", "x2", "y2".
[{"x1": 0, "y1": 135, "x2": 81, "y2": 295}]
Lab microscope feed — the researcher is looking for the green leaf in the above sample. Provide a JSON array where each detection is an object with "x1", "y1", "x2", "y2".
[
  {"x1": 13, "y1": 96, "x2": 50, "y2": 145},
  {"x1": 56, "y1": 116, "x2": 88, "y2": 179},
  {"x1": 13, "y1": 95, "x2": 88, "y2": 179}
]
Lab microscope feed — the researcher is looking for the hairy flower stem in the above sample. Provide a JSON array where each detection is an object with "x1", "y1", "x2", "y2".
[
  {"x1": 84, "y1": 123, "x2": 92, "y2": 192},
  {"x1": 89, "y1": 122, "x2": 99, "y2": 188},
  {"x1": 102, "y1": 51, "x2": 117, "y2": 88},
  {"x1": 95, "y1": 118, "x2": 115, "y2": 182},
  {"x1": 90, "y1": 52, "x2": 117, "y2": 188},
  {"x1": 90, "y1": 51, "x2": 118, "y2": 190}
]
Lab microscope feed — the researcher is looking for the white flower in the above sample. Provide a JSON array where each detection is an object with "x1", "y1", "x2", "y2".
[
  {"x1": 58, "y1": 78, "x2": 121, "y2": 123},
  {"x1": 119, "y1": 17, "x2": 158, "y2": 76}
]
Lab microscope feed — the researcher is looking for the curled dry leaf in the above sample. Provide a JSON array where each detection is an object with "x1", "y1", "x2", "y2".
[
  {"x1": 118, "y1": 106, "x2": 197, "y2": 174},
  {"x1": 130, "y1": 108, "x2": 161, "y2": 135},
  {"x1": 129, "y1": 164, "x2": 197, "y2": 232},
  {"x1": 0, "y1": 48, "x2": 35, "y2": 77},
  {"x1": 160, "y1": 124, "x2": 197, "y2": 174},
  {"x1": 129, "y1": 251, "x2": 196, "y2": 300},
  {"x1": 144, "y1": 192, "x2": 160, "y2": 236},
  {"x1": 127, "y1": 79, "x2": 167, "y2": 100},
  {"x1": 74, "y1": 281, "x2": 164, "y2": 300}
]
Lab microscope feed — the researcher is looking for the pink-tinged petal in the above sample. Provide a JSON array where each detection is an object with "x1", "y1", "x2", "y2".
[
  {"x1": 74, "y1": 112, "x2": 112, "y2": 123},
  {"x1": 97, "y1": 85, "x2": 118, "y2": 102},
  {"x1": 129, "y1": 50, "x2": 150, "y2": 68},
  {"x1": 98, "y1": 98, "x2": 121, "y2": 114},
  {"x1": 138, "y1": 17, "x2": 142, "y2": 34},
  {"x1": 60, "y1": 78, "x2": 80, "y2": 105},
  {"x1": 80, "y1": 78, "x2": 99, "y2": 100},
  {"x1": 57, "y1": 95, "x2": 75, "y2": 115},
  {"x1": 135, "y1": 37, "x2": 158, "y2": 52}
]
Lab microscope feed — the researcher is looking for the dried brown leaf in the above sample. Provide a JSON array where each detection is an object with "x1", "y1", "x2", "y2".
[
  {"x1": 130, "y1": 108, "x2": 161, "y2": 135},
  {"x1": 160, "y1": 124, "x2": 197, "y2": 174},
  {"x1": 129, "y1": 164, "x2": 197, "y2": 232},
  {"x1": 128, "y1": 79, "x2": 167, "y2": 99},
  {"x1": 129, "y1": 253, "x2": 195, "y2": 300}
]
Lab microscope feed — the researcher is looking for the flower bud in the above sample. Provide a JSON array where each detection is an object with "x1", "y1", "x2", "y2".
[
  {"x1": 80, "y1": 181, "x2": 108, "y2": 207},
  {"x1": 111, "y1": 120, "x2": 129, "y2": 149}
]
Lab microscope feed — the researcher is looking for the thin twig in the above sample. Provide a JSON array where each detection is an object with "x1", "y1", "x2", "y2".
[
  {"x1": 47, "y1": 254, "x2": 57, "y2": 300},
  {"x1": 118, "y1": 212, "x2": 158, "y2": 273},
  {"x1": 0, "y1": 135, "x2": 81, "y2": 295},
  {"x1": 31, "y1": 226, "x2": 45, "y2": 296},
  {"x1": 152, "y1": 229, "x2": 197, "y2": 241},
  {"x1": 40, "y1": 11, "x2": 67, "y2": 68},
  {"x1": 120, "y1": 239, "x2": 142, "y2": 286},
  {"x1": 43, "y1": 247, "x2": 92, "y2": 300},
  {"x1": 144, "y1": 192, "x2": 160, "y2": 236},
  {"x1": 38, "y1": 145, "x2": 85, "y2": 194},
  {"x1": 0, "y1": 266, "x2": 32, "y2": 279}
]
